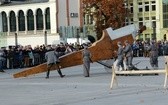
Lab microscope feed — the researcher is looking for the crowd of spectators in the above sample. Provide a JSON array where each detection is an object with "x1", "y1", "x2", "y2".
[
  {"x1": 0, "y1": 42, "x2": 88, "y2": 71},
  {"x1": 132, "y1": 40, "x2": 168, "y2": 57},
  {"x1": 0, "y1": 39, "x2": 168, "y2": 71}
]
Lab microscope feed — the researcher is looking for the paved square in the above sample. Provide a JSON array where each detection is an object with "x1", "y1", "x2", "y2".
[{"x1": 0, "y1": 57, "x2": 168, "y2": 105}]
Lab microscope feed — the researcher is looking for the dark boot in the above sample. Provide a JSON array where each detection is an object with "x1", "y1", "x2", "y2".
[
  {"x1": 56, "y1": 64, "x2": 65, "y2": 78},
  {"x1": 46, "y1": 64, "x2": 53, "y2": 79},
  {"x1": 57, "y1": 69, "x2": 65, "y2": 78},
  {"x1": 46, "y1": 70, "x2": 50, "y2": 79}
]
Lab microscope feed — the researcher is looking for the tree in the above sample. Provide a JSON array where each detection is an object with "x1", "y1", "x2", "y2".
[{"x1": 82, "y1": 0, "x2": 127, "y2": 39}]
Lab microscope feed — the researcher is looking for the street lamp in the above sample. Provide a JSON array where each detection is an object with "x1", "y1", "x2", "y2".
[
  {"x1": 44, "y1": 31, "x2": 47, "y2": 45},
  {"x1": 76, "y1": 28, "x2": 80, "y2": 44},
  {"x1": 152, "y1": 21, "x2": 156, "y2": 40},
  {"x1": 15, "y1": 33, "x2": 18, "y2": 46}
]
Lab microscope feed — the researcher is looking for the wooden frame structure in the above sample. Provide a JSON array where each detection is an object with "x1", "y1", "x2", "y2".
[{"x1": 110, "y1": 56, "x2": 168, "y2": 89}]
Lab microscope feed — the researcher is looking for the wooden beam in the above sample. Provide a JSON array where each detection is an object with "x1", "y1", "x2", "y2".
[{"x1": 115, "y1": 70, "x2": 165, "y2": 74}]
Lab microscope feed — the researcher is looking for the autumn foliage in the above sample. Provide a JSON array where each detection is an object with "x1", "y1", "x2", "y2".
[{"x1": 82, "y1": 0, "x2": 127, "y2": 39}]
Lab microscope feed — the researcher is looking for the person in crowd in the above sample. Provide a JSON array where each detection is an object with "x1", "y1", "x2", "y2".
[
  {"x1": 123, "y1": 40, "x2": 133, "y2": 70},
  {"x1": 0, "y1": 49, "x2": 5, "y2": 72},
  {"x1": 163, "y1": 41, "x2": 168, "y2": 55},
  {"x1": 18, "y1": 46, "x2": 25, "y2": 68},
  {"x1": 23, "y1": 46, "x2": 30, "y2": 67},
  {"x1": 13, "y1": 46, "x2": 20, "y2": 68},
  {"x1": 28, "y1": 47, "x2": 34, "y2": 67},
  {"x1": 82, "y1": 45, "x2": 92, "y2": 77},
  {"x1": 158, "y1": 41, "x2": 163, "y2": 56},
  {"x1": 39, "y1": 45, "x2": 46, "y2": 64},
  {"x1": 33, "y1": 46, "x2": 41, "y2": 66},
  {"x1": 65, "y1": 44, "x2": 73, "y2": 54},
  {"x1": 116, "y1": 41, "x2": 124, "y2": 71},
  {"x1": 143, "y1": 40, "x2": 150, "y2": 57},
  {"x1": 2, "y1": 47, "x2": 7, "y2": 69},
  {"x1": 7, "y1": 46, "x2": 14, "y2": 69},
  {"x1": 59, "y1": 43, "x2": 66, "y2": 56},
  {"x1": 132, "y1": 41, "x2": 139, "y2": 57},
  {"x1": 148, "y1": 40, "x2": 158, "y2": 69},
  {"x1": 138, "y1": 41, "x2": 144, "y2": 57},
  {"x1": 45, "y1": 46, "x2": 65, "y2": 79}
]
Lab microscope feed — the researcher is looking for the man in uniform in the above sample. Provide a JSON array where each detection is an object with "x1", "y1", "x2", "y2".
[
  {"x1": 116, "y1": 41, "x2": 124, "y2": 71},
  {"x1": 148, "y1": 40, "x2": 158, "y2": 69},
  {"x1": 45, "y1": 46, "x2": 65, "y2": 79},
  {"x1": 123, "y1": 40, "x2": 133, "y2": 70}
]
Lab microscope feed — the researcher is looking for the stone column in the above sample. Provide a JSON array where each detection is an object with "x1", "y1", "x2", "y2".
[
  {"x1": 84, "y1": 14, "x2": 87, "y2": 24},
  {"x1": 133, "y1": 0, "x2": 138, "y2": 25},
  {"x1": 0, "y1": 13, "x2": 2, "y2": 32},
  {"x1": 155, "y1": 0, "x2": 161, "y2": 40},
  {"x1": 25, "y1": 15, "x2": 28, "y2": 34},
  {"x1": 43, "y1": 12, "x2": 46, "y2": 32},
  {"x1": 34, "y1": 14, "x2": 37, "y2": 34},
  {"x1": 16, "y1": 15, "x2": 19, "y2": 34},
  {"x1": 7, "y1": 16, "x2": 10, "y2": 35}
]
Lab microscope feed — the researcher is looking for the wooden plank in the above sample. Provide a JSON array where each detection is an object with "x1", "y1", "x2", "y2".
[
  {"x1": 115, "y1": 70, "x2": 165, "y2": 74},
  {"x1": 164, "y1": 56, "x2": 168, "y2": 88}
]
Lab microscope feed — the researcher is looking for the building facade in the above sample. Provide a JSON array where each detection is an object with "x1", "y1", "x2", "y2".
[
  {"x1": 127, "y1": 0, "x2": 168, "y2": 41},
  {"x1": 1, "y1": 0, "x2": 168, "y2": 48},
  {"x1": 0, "y1": 0, "x2": 82, "y2": 48}
]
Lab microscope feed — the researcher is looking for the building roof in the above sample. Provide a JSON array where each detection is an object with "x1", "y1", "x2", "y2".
[{"x1": 0, "y1": 0, "x2": 49, "y2": 6}]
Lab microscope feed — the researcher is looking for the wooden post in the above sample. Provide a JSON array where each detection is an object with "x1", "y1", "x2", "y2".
[
  {"x1": 164, "y1": 56, "x2": 168, "y2": 88},
  {"x1": 110, "y1": 65, "x2": 117, "y2": 89}
]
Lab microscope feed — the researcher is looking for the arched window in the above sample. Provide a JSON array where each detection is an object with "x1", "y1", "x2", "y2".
[
  {"x1": 18, "y1": 10, "x2": 25, "y2": 31},
  {"x1": 27, "y1": 9, "x2": 34, "y2": 30},
  {"x1": 36, "y1": 9, "x2": 43, "y2": 30},
  {"x1": 45, "y1": 8, "x2": 50, "y2": 30},
  {"x1": 1, "y1": 12, "x2": 8, "y2": 32},
  {"x1": 10, "y1": 11, "x2": 16, "y2": 32}
]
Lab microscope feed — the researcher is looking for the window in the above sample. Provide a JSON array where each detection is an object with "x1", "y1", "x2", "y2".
[
  {"x1": 1, "y1": 12, "x2": 7, "y2": 32},
  {"x1": 145, "y1": 17, "x2": 149, "y2": 20},
  {"x1": 163, "y1": 4, "x2": 168, "y2": 28},
  {"x1": 145, "y1": 34, "x2": 150, "y2": 41},
  {"x1": 125, "y1": 18, "x2": 129, "y2": 25},
  {"x1": 36, "y1": 9, "x2": 43, "y2": 30},
  {"x1": 138, "y1": 2, "x2": 143, "y2": 12},
  {"x1": 27, "y1": 10, "x2": 34, "y2": 30},
  {"x1": 151, "y1": 1, "x2": 156, "y2": 11},
  {"x1": 145, "y1": 2, "x2": 149, "y2": 12},
  {"x1": 18, "y1": 10, "x2": 25, "y2": 31},
  {"x1": 139, "y1": 17, "x2": 143, "y2": 21},
  {"x1": 139, "y1": 17, "x2": 143, "y2": 27},
  {"x1": 163, "y1": 20, "x2": 168, "y2": 28},
  {"x1": 9, "y1": 11, "x2": 16, "y2": 32},
  {"x1": 152, "y1": 21, "x2": 156, "y2": 28},
  {"x1": 152, "y1": 16, "x2": 156, "y2": 20},
  {"x1": 130, "y1": 3, "x2": 133, "y2": 13},
  {"x1": 45, "y1": 8, "x2": 50, "y2": 30},
  {"x1": 139, "y1": 22, "x2": 143, "y2": 27}
]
